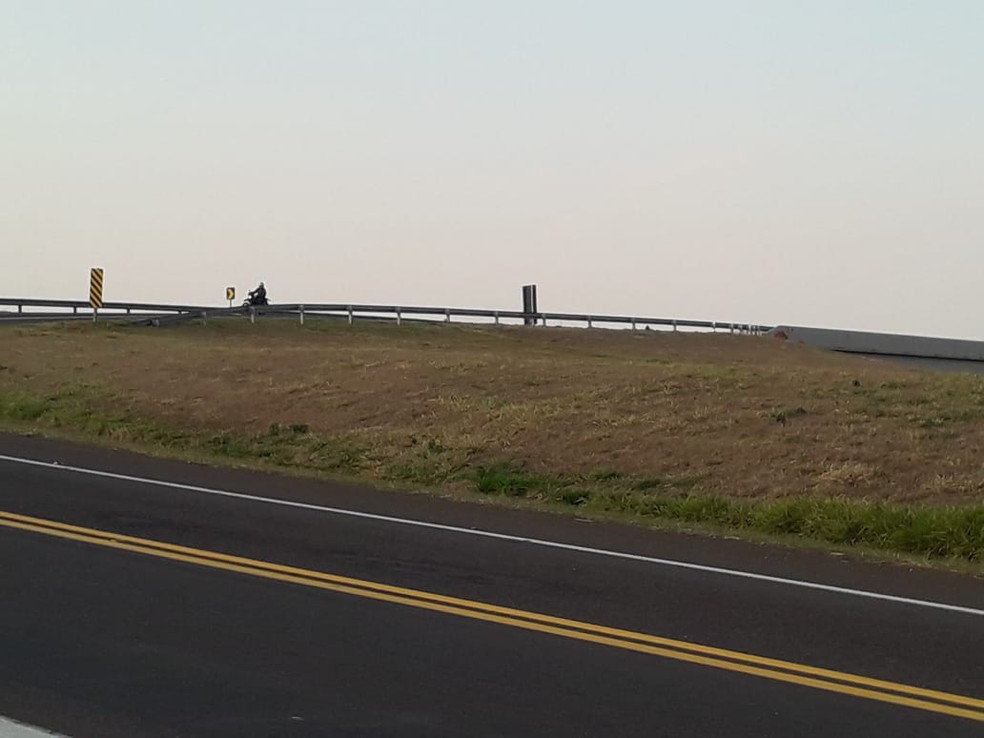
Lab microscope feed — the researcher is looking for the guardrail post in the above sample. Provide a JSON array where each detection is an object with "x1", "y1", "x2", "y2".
[
  {"x1": 396, "y1": 308, "x2": 402, "y2": 326},
  {"x1": 201, "y1": 311, "x2": 208, "y2": 327},
  {"x1": 541, "y1": 313, "x2": 547, "y2": 327},
  {"x1": 347, "y1": 306, "x2": 353, "y2": 325},
  {"x1": 493, "y1": 311, "x2": 500, "y2": 326},
  {"x1": 445, "y1": 308, "x2": 451, "y2": 323},
  {"x1": 92, "y1": 308, "x2": 98, "y2": 324},
  {"x1": 73, "y1": 306, "x2": 78, "y2": 315},
  {"x1": 587, "y1": 317, "x2": 592, "y2": 329},
  {"x1": 17, "y1": 304, "x2": 22, "y2": 314},
  {"x1": 631, "y1": 319, "x2": 637, "y2": 330},
  {"x1": 299, "y1": 305, "x2": 305, "y2": 325}
]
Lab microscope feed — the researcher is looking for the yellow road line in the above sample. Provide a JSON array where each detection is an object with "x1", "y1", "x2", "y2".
[
  {"x1": 1, "y1": 510, "x2": 981, "y2": 722},
  {"x1": 3, "y1": 512, "x2": 978, "y2": 707}
]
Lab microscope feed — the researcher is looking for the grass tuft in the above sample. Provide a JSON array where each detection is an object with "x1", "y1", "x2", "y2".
[{"x1": 473, "y1": 464, "x2": 564, "y2": 498}]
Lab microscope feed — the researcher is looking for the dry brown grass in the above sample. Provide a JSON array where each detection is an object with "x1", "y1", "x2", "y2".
[{"x1": 3, "y1": 319, "x2": 984, "y2": 506}]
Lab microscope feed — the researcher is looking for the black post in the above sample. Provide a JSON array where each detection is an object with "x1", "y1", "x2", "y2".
[{"x1": 522, "y1": 284, "x2": 538, "y2": 326}]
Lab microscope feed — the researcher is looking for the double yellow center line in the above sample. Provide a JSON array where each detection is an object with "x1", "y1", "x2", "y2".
[{"x1": 1, "y1": 509, "x2": 981, "y2": 722}]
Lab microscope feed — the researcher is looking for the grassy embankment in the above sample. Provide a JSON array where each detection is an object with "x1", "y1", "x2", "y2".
[{"x1": 1, "y1": 320, "x2": 982, "y2": 565}]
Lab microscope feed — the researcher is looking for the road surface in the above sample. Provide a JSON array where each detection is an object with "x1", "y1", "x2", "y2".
[{"x1": 1, "y1": 433, "x2": 981, "y2": 736}]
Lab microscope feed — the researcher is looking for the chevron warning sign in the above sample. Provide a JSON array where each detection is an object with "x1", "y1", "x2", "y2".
[{"x1": 89, "y1": 268, "x2": 104, "y2": 309}]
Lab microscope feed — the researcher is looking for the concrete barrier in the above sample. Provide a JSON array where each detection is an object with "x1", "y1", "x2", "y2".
[{"x1": 768, "y1": 325, "x2": 984, "y2": 372}]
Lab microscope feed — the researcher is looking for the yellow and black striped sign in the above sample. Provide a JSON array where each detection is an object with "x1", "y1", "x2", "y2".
[
  {"x1": 226, "y1": 287, "x2": 236, "y2": 302},
  {"x1": 89, "y1": 268, "x2": 104, "y2": 309}
]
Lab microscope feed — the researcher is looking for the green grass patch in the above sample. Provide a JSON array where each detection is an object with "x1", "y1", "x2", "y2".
[
  {"x1": 632, "y1": 475, "x2": 704, "y2": 492},
  {"x1": 0, "y1": 394, "x2": 49, "y2": 421},
  {"x1": 466, "y1": 463, "x2": 984, "y2": 561},
  {"x1": 472, "y1": 463, "x2": 565, "y2": 498},
  {"x1": 600, "y1": 494, "x2": 984, "y2": 561}
]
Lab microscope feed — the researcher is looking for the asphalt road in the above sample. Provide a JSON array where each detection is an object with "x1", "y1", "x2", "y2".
[{"x1": 1, "y1": 434, "x2": 981, "y2": 737}]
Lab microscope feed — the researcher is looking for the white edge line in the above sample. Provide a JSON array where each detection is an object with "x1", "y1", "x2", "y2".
[
  {"x1": 1, "y1": 453, "x2": 981, "y2": 618},
  {"x1": 0, "y1": 716, "x2": 71, "y2": 737}
]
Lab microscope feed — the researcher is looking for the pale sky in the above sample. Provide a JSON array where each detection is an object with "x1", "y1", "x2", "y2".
[{"x1": 2, "y1": 1, "x2": 982, "y2": 337}]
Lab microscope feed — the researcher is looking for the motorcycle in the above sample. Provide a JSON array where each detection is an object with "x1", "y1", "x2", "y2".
[{"x1": 243, "y1": 294, "x2": 269, "y2": 308}]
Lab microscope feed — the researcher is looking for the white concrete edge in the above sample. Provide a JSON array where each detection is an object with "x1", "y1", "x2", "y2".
[{"x1": 0, "y1": 716, "x2": 70, "y2": 737}]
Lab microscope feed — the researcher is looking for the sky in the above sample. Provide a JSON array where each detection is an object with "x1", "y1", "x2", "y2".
[{"x1": 2, "y1": 1, "x2": 982, "y2": 337}]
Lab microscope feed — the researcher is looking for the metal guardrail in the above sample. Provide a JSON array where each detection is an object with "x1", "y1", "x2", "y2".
[
  {"x1": 0, "y1": 298, "x2": 773, "y2": 335},
  {"x1": 0, "y1": 298, "x2": 211, "y2": 314}
]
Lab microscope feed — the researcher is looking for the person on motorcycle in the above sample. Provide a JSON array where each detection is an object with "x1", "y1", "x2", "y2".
[{"x1": 247, "y1": 282, "x2": 268, "y2": 306}]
